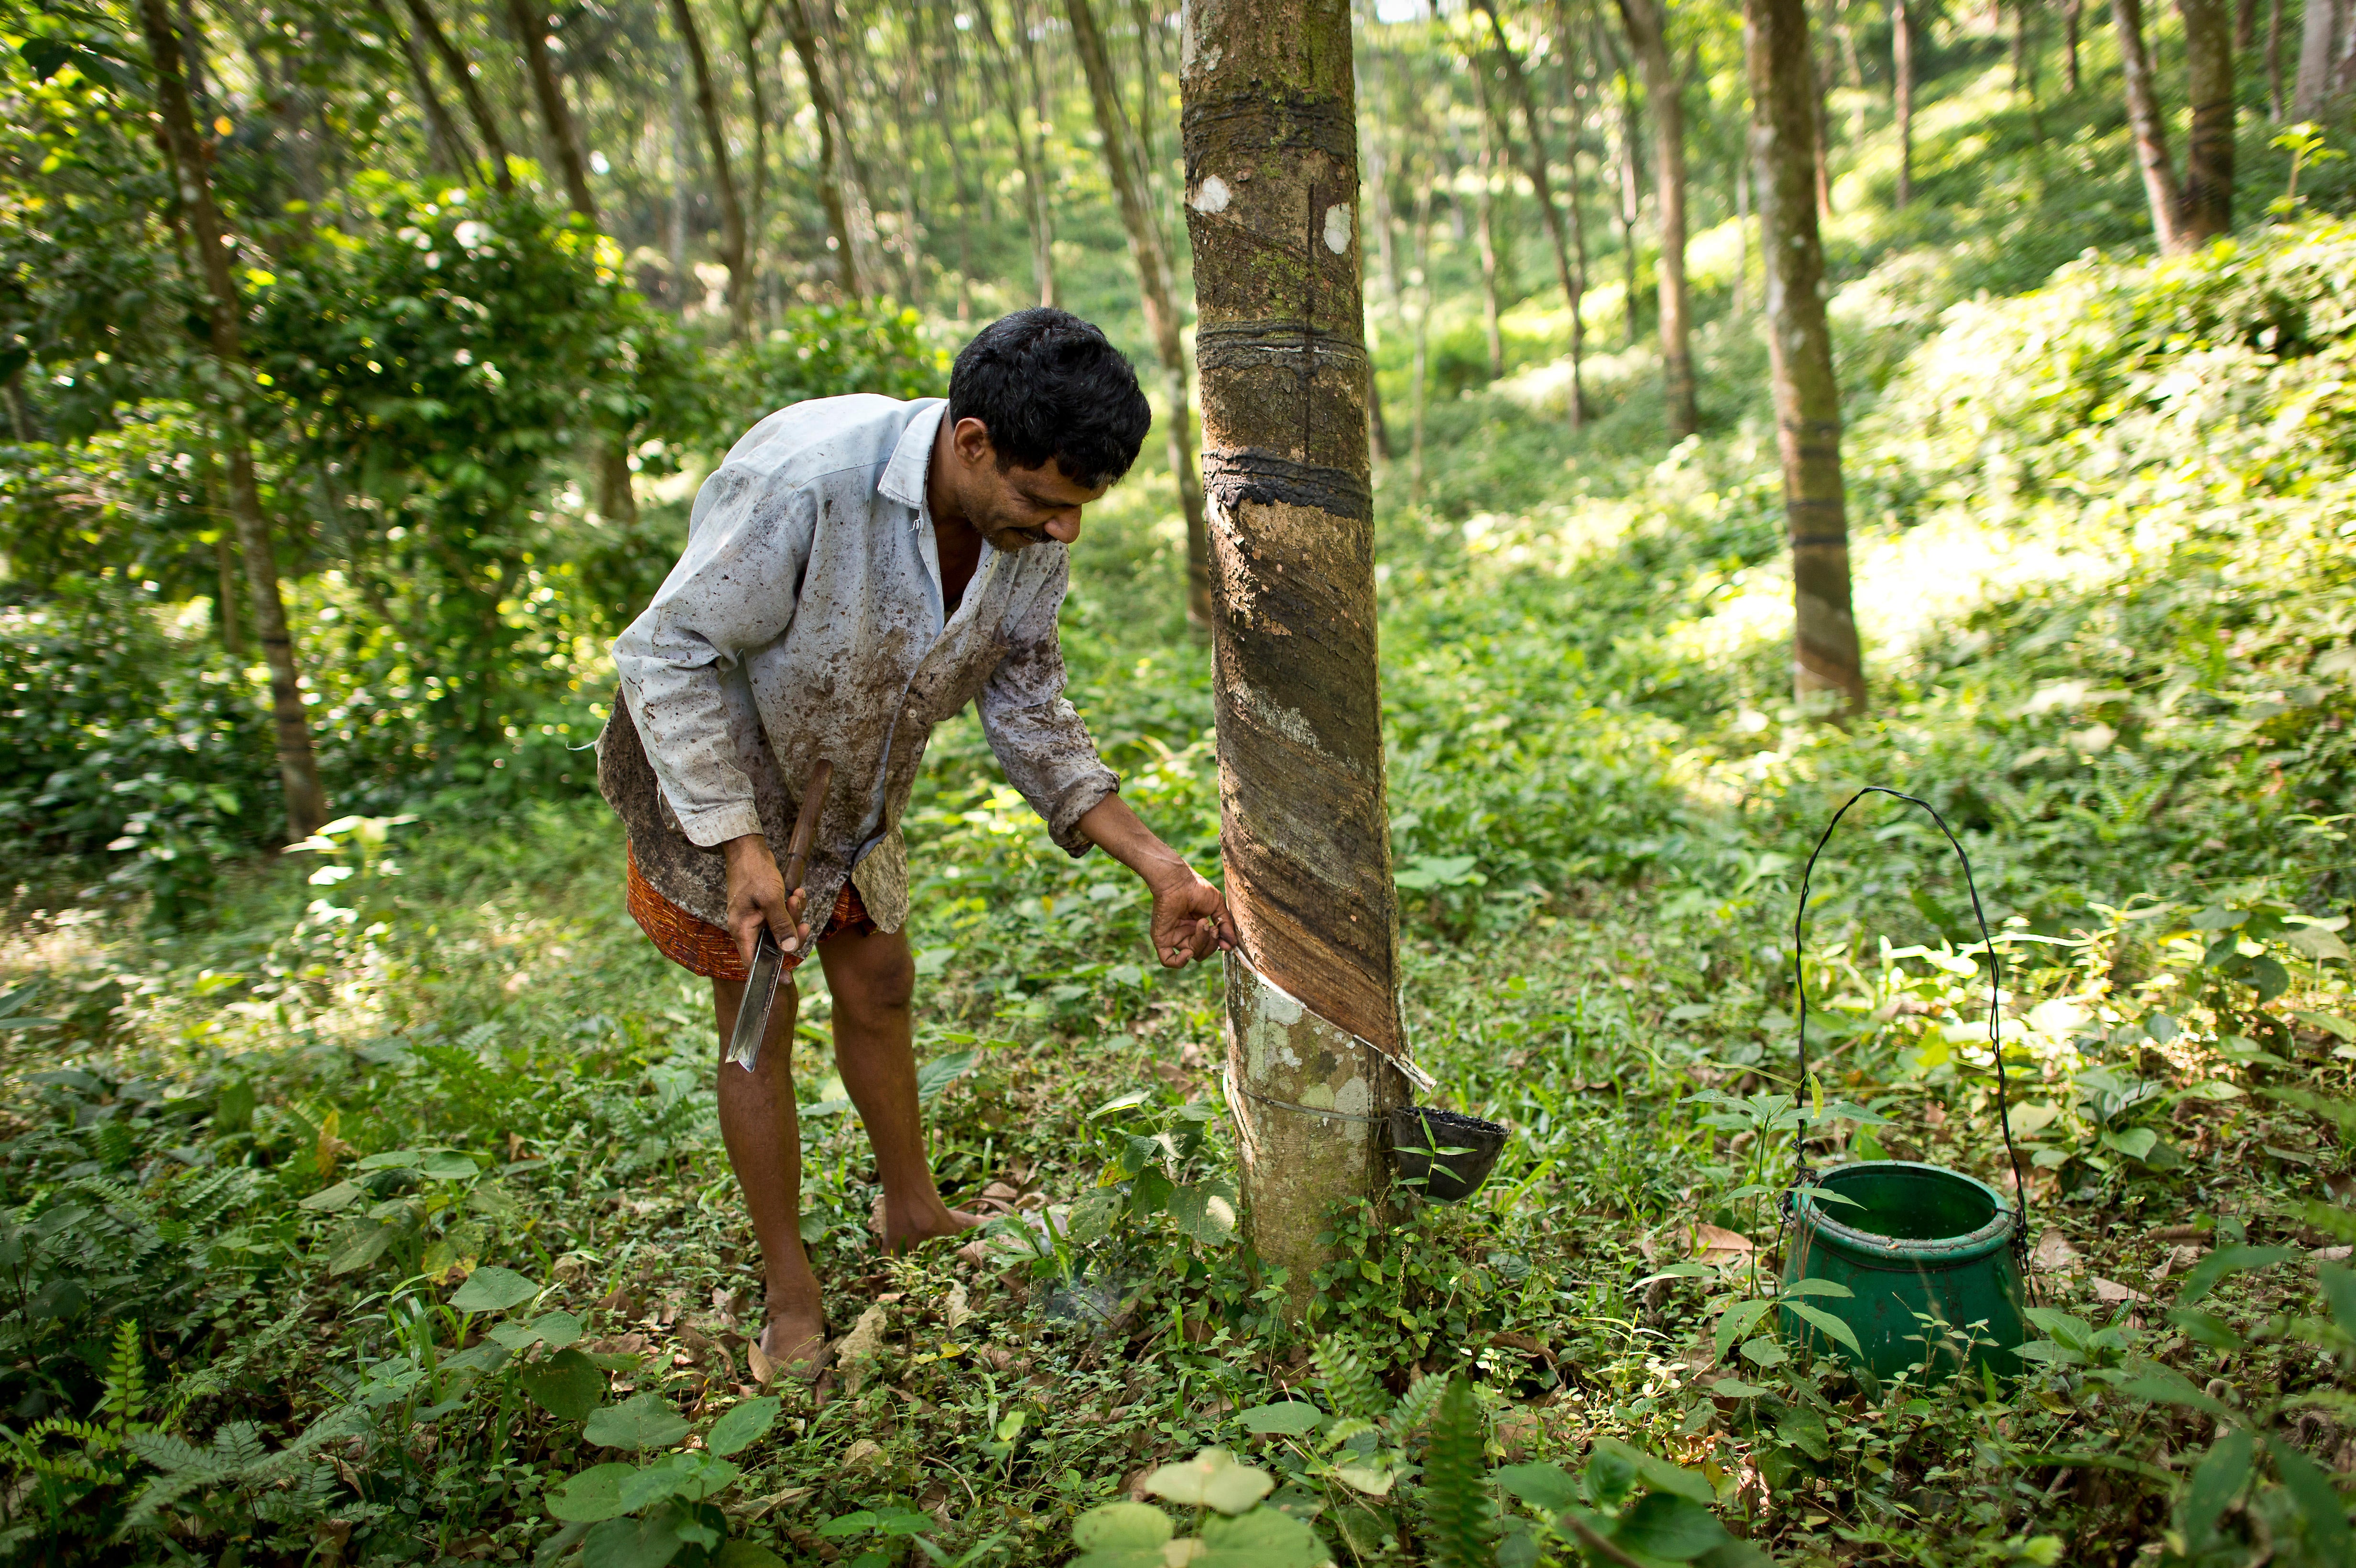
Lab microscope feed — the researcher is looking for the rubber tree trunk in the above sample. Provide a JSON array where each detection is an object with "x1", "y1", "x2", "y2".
[
  {"x1": 506, "y1": 0, "x2": 598, "y2": 218},
  {"x1": 1180, "y1": 0, "x2": 1407, "y2": 1314},
  {"x1": 1067, "y1": 0, "x2": 1212, "y2": 631},
  {"x1": 1472, "y1": 120, "x2": 1505, "y2": 379},
  {"x1": 2177, "y1": 0, "x2": 2235, "y2": 242},
  {"x1": 405, "y1": 0, "x2": 514, "y2": 190},
  {"x1": 2065, "y1": 0, "x2": 2084, "y2": 91},
  {"x1": 137, "y1": 0, "x2": 329, "y2": 842},
  {"x1": 1745, "y1": 0, "x2": 1865, "y2": 719},
  {"x1": 784, "y1": 0, "x2": 862, "y2": 300},
  {"x1": 2292, "y1": 0, "x2": 2347, "y2": 118},
  {"x1": 1474, "y1": 0, "x2": 1585, "y2": 426},
  {"x1": 1617, "y1": 0, "x2": 1697, "y2": 438},
  {"x1": 2114, "y1": 0, "x2": 2232, "y2": 252},
  {"x1": 669, "y1": 0, "x2": 752, "y2": 336},
  {"x1": 380, "y1": 0, "x2": 477, "y2": 176},
  {"x1": 1892, "y1": 0, "x2": 1913, "y2": 206},
  {"x1": 975, "y1": 0, "x2": 1055, "y2": 305}
]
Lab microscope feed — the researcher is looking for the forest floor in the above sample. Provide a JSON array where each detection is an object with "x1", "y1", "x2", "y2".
[{"x1": 4, "y1": 65, "x2": 2356, "y2": 1568}]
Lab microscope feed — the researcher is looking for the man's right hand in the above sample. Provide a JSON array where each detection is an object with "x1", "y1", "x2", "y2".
[{"x1": 723, "y1": 834, "x2": 811, "y2": 969}]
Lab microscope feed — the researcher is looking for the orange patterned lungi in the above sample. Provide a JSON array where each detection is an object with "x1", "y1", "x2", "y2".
[{"x1": 625, "y1": 847, "x2": 876, "y2": 981}]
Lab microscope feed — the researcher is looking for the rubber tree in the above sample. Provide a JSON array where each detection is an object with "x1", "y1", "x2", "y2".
[
  {"x1": 2113, "y1": 0, "x2": 2234, "y2": 253},
  {"x1": 974, "y1": 0, "x2": 1055, "y2": 305},
  {"x1": 504, "y1": 0, "x2": 598, "y2": 218},
  {"x1": 1065, "y1": 0, "x2": 1212, "y2": 630},
  {"x1": 1180, "y1": 0, "x2": 1408, "y2": 1312},
  {"x1": 1616, "y1": 0, "x2": 1697, "y2": 437},
  {"x1": 136, "y1": 0, "x2": 330, "y2": 842},
  {"x1": 668, "y1": 0, "x2": 753, "y2": 336},
  {"x1": 782, "y1": 0, "x2": 862, "y2": 300},
  {"x1": 1472, "y1": 0, "x2": 1587, "y2": 426},
  {"x1": 402, "y1": 0, "x2": 514, "y2": 191},
  {"x1": 1745, "y1": 0, "x2": 1865, "y2": 718},
  {"x1": 1891, "y1": 0, "x2": 1913, "y2": 206}
]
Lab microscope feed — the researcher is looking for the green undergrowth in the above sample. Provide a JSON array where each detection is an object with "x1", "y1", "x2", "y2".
[{"x1": 4, "y1": 199, "x2": 2355, "y2": 1568}]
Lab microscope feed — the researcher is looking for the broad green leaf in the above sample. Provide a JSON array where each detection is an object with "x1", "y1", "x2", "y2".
[
  {"x1": 1074, "y1": 1502, "x2": 1173, "y2": 1552},
  {"x1": 582, "y1": 1509, "x2": 690, "y2": 1568},
  {"x1": 2099, "y1": 1127, "x2": 2158, "y2": 1161},
  {"x1": 616, "y1": 1452, "x2": 738, "y2": 1512},
  {"x1": 584, "y1": 1393, "x2": 692, "y2": 1452},
  {"x1": 2282, "y1": 925, "x2": 2351, "y2": 962},
  {"x1": 1709, "y1": 1377, "x2": 1773, "y2": 1398},
  {"x1": 705, "y1": 1395, "x2": 780, "y2": 1458},
  {"x1": 448, "y1": 1265, "x2": 539, "y2": 1313},
  {"x1": 1089, "y1": 1089, "x2": 1153, "y2": 1119},
  {"x1": 356, "y1": 1148, "x2": 424, "y2": 1171},
  {"x1": 2181, "y1": 1428, "x2": 2252, "y2": 1546},
  {"x1": 299, "y1": 1180, "x2": 363, "y2": 1212},
  {"x1": 1239, "y1": 1402, "x2": 1326, "y2": 1436},
  {"x1": 714, "y1": 1544, "x2": 789, "y2": 1568},
  {"x1": 1782, "y1": 1301, "x2": 1865, "y2": 1360},
  {"x1": 2175, "y1": 1245, "x2": 2296, "y2": 1305},
  {"x1": 1497, "y1": 1461, "x2": 1582, "y2": 1514},
  {"x1": 1332, "y1": 1463, "x2": 1394, "y2": 1496},
  {"x1": 2118, "y1": 1371, "x2": 2236, "y2": 1419},
  {"x1": 1144, "y1": 1448, "x2": 1274, "y2": 1515},
  {"x1": 1168, "y1": 1182, "x2": 1239, "y2": 1244},
  {"x1": 1590, "y1": 1438, "x2": 1714, "y2": 1506},
  {"x1": 915, "y1": 1050, "x2": 975, "y2": 1104},
  {"x1": 546, "y1": 1462, "x2": 639, "y2": 1524},
  {"x1": 420, "y1": 1150, "x2": 479, "y2": 1180},
  {"x1": 1609, "y1": 1492, "x2": 1730, "y2": 1560},
  {"x1": 1779, "y1": 1278, "x2": 1854, "y2": 1299},
  {"x1": 817, "y1": 1512, "x2": 880, "y2": 1539},
  {"x1": 521, "y1": 1347, "x2": 606, "y2": 1421},
  {"x1": 1194, "y1": 1503, "x2": 1331, "y2": 1568},
  {"x1": 326, "y1": 1222, "x2": 394, "y2": 1276},
  {"x1": 1712, "y1": 1298, "x2": 1775, "y2": 1364},
  {"x1": 1738, "y1": 1337, "x2": 1788, "y2": 1368}
]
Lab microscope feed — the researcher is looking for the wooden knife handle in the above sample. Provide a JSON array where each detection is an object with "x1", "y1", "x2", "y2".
[{"x1": 780, "y1": 758, "x2": 834, "y2": 893}]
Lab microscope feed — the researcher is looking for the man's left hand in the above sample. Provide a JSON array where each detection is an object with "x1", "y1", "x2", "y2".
[{"x1": 1146, "y1": 864, "x2": 1237, "y2": 968}]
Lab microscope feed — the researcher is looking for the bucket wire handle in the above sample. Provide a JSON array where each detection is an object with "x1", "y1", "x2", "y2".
[{"x1": 1789, "y1": 786, "x2": 2035, "y2": 1296}]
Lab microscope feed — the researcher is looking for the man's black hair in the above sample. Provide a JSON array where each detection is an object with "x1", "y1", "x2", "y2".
[{"x1": 947, "y1": 308, "x2": 1151, "y2": 490}]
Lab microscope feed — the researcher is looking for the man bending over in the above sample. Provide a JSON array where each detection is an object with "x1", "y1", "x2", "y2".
[{"x1": 599, "y1": 309, "x2": 1234, "y2": 1374}]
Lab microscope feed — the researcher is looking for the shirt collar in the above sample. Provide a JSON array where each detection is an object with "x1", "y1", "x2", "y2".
[{"x1": 878, "y1": 398, "x2": 948, "y2": 513}]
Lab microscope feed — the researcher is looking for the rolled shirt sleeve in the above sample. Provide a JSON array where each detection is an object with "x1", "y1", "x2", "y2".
[
  {"x1": 612, "y1": 471, "x2": 817, "y2": 848},
  {"x1": 978, "y1": 550, "x2": 1120, "y2": 855}
]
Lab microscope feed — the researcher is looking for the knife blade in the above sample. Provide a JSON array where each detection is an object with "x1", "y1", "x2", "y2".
[{"x1": 726, "y1": 757, "x2": 834, "y2": 1073}]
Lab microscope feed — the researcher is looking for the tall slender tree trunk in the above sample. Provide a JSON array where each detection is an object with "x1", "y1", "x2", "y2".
[
  {"x1": 2065, "y1": 0, "x2": 2085, "y2": 90},
  {"x1": 2265, "y1": 0, "x2": 2286, "y2": 119},
  {"x1": 505, "y1": 0, "x2": 598, "y2": 218},
  {"x1": 2292, "y1": 0, "x2": 2348, "y2": 118},
  {"x1": 137, "y1": 0, "x2": 328, "y2": 842},
  {"x1": 1893, "y1": 0, "x2": 1914, "y2": 204},
  {"x1": 1474, "y1": 1, "x2": 1585, "y2": 425},
  {"x1": 2236, "y1": 0, "x2": 2257, "y2": 48},
  {"x1": 1181, "y1": 0, "x2": 1406, "y2": 1311},
  {"x1": 1407, "y1": 179, "x2": 1434, "y2": 506},
  {"x1": 2179, "y1": 0, "x2": 2235, "y2": 240},
  {"x1": 1472, "y1": 119, "x2": 1505, "y2": 379},
  {"x1": 379, "y1": 0, "x2": 477, "y2": 176},
  {"x1": 732, "y1": 0, "x2": 776, "y2": 327},
  {"x1": 1617, "y1": 0, "x2": 1697, "y2": 438},
  {"x1": 669, "y1": 0, "x2": 752, "y2": 336},
  {"x1": 784, "y1": 0, "x2": 862, "y2": 299},
  {"x1": 2115, "y1": 0, "x2": 2231, "y2": 252},
  {"x1": 1066, "y1": 0, "x2": 1212, "y2": 629},
  {"x1": 404, "y1": 0, "x2": 514, "y2": 189},
  {"x1": 1016, "y1": 0, "x2": 1061, "y2": 305},
  {"x1": 1605, "y1": 30, "x2": 1644, "y2": 345},
  {"x1": 213, "y1": 532, "x2": 245, "y2": 659},
  {"x1": 976, "y1": 0, "x2": 1055, "y2": 305},
  {"x1": 1745, "y1": 0, "x2": 1864, "y2": 719}
]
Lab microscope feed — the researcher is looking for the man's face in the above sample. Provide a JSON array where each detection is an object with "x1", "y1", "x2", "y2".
[{"x1": 945, "y1": 417, "x2": 1110, "y2": 550}]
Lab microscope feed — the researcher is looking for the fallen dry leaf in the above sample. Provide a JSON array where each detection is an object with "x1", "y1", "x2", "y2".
[
  {"x1": 944, "y1": 1282, "x2": 973, "y2": 1329},
  {"x1": 2312, "y1": 1245, "x2": 2354, "y2": 1262},
  {"x1": 834, "y1": 1304, "x2": 890, "y2": 1394},
  {"x1": 2031, "y1": 1230, "x2": 2085, "y2": 1274},
  {"x1": 1689, "y1": 1224, "x2": 1755, "y2": 1262},
  {"x1": 2092, "y1": 1276, "x2": 2152, "y2": 1304},
  {"x1": 745, "y1": 1341, "x2": 779, "y2": 1386},
  {"x1": 842, "y1": 1438, "x2": 884, "y2": 1470}
]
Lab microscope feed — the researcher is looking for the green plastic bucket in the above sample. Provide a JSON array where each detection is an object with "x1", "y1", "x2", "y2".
[
  {"x1": 1778, "y1": 787, "x2": 2037, "y2": 1383},
  {"x1": 1780, "y1": 1160, "x2": 2026, "y2": 1380}
]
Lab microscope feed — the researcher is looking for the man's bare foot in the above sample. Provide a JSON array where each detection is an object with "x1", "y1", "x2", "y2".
[
  {"x1": 873, "y1": 1196, "x2": 987, "y2": 1255},
  {"x1": 756, "y1": 1307, "x2": 829, "y2": 1379}
]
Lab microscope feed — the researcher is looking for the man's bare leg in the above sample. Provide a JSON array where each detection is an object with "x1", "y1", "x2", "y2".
[
  {"x1": 710, "y1": 975, "x2": 828, "y2": 1368},
  {"x1": 817, "y1": 925, "x2": 983, "y2": 1252}
]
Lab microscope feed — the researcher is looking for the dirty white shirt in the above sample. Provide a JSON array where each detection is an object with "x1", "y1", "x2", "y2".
[{"x1": 598, "y1": 394, "x2": 1119, "y2": 935}]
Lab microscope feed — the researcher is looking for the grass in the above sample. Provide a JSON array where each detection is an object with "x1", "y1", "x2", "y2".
[{"x1": 3, "y1": 30, "x2": 2355, "y2": 1568}]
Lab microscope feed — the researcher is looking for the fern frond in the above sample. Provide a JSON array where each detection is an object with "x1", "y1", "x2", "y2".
[
  {"x1": 1385, "y1": 1371, "x2": 1448, "y2": 1438},
  {"x1": 1313, "y1": 1337, "x2": 1393, "y2": 1422},
  {"x1": 100, "y1": 1318, "x2": 146, "y2": 1430},
  {"x1": 125, "y1": 1431, "x2": 210, "y2": 1475},
  {"x1": 120, "y1": 1469, "x2": 208, "y2": 1534},
  {"x1": 1419, "y1": 1377, "x2": 1494, "y2": 1568}
]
